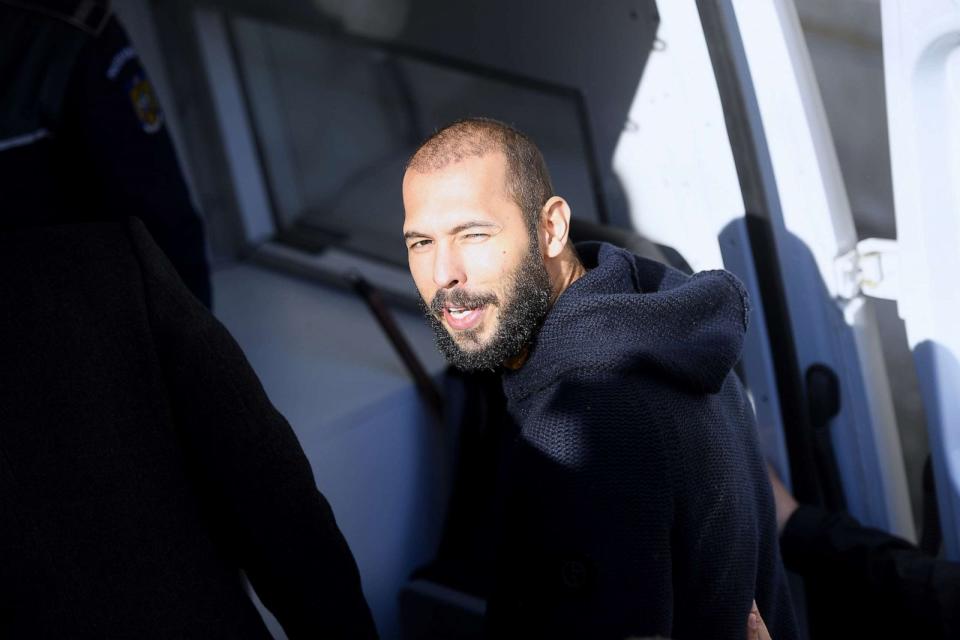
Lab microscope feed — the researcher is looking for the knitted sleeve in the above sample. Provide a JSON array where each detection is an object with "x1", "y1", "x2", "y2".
[{"x1": 666, "y1": 375, "x2": 795, "y2": 640}]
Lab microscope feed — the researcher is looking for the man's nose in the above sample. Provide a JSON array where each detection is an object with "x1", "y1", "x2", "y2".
[{"x1": 433, "y1": 244, "x2": 465, "y2": 289}]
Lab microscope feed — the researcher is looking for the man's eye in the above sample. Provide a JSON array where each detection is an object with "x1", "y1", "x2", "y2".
[
  {"x1": 463, "y1": 233, "x2": 488, "y2": 241},
  {"x1": 408, "y1": 239, "x2": 432, "y2": 250}
]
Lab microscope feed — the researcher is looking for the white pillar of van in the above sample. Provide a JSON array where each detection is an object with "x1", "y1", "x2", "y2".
[
  {"x1": 730, "y1": 0, "x2": 915, "y2": 540},
  {"x1": 882, "y1": 0, "x2": 960, "y2": 560},
  {"x1": 612, "y1": 0, "x2": 792, "y2": 485}
]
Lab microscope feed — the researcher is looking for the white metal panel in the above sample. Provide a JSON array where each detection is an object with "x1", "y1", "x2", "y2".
[
  {"x1": 213, "y1": 263, "x2": 448, "y2": 636},
  {"x1": 883, "y1": 0, "x2": 960, "y2": 559},
  {"x1": 613, "y1": 0, "x2": 791, "y2": 482},
  {"x1": 731, "y1": 0, "x2": 915, "y2": 539},
  {"x1": 193, "y1": 8, "x2": 275, "y2": 245},
  {"x1": 614, "y1": 1, "x2": 733, "y2": 273}
]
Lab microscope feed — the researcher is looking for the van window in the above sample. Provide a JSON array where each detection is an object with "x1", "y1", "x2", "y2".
[{"x1": 229, "y1": 16, "x2": 602, "y2": 265}]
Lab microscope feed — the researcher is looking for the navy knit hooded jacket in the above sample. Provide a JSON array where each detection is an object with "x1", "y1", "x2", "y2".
[{"x1": 490, "y1": 242, "x2": 798, "y2": 640}]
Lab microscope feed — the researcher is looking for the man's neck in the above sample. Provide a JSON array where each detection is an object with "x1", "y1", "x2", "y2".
[{"x1": 550, "y1": 253, "x2": 587, "y2": 305}]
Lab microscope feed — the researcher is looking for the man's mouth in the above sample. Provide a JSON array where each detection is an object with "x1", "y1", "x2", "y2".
[{"x1": 443, "y1": 304, "x2": 486, "y2": 330}]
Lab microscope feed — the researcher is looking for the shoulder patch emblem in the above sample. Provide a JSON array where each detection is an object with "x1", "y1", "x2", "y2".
[
  {"x1": 127, "y1": 72, "x2": 164, "y2": 134},
  {"x1": 107, "y1": 46, "x2": 137, "y2": 80}
]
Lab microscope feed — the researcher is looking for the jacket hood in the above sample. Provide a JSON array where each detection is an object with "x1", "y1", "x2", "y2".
[{"x1": 504, "y1": 241, "x2": 750, "y2": 399}]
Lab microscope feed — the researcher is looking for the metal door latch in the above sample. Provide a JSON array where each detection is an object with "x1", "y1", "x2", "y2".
[{"x1": 834, "y1": 238, "x2": 899, "y2": 301}]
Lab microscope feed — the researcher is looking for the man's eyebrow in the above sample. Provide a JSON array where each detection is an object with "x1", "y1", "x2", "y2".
[
  {"x1": 449, "y1": 220, "x2": 500, "y2": 235},
  {"x1": 404, "y1": 220, "x2": 500, "y2": 241}
]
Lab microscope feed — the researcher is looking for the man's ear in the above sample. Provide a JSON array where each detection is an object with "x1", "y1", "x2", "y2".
[{"x1": 540, "y1": 196, "x2": 573, "y2": 259}]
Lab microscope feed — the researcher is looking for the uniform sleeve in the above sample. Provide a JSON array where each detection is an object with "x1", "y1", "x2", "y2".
[
  {"x1": 126, "y1": 218, "x2": 377, "y2": 639},
  {"x1": 783, "y1": 504, "x2": 960, "y2": 639},
  {"x1": 62, "y1": 16, "x2": 212, "y2": 307}
]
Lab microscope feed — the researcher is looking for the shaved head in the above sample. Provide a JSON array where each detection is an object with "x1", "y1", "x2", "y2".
[{"x1": 406, "y1": 118, "x2": 554, "y2": 234}]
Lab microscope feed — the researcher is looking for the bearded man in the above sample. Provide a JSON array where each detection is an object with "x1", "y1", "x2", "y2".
[{"x1": 401, "y1": 118, "x2": 797, "y2": 640}]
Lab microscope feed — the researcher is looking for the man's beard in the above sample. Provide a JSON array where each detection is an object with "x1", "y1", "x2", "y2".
[{"x1": 421, "y1": 242, "x2": 552, "y2": 372}]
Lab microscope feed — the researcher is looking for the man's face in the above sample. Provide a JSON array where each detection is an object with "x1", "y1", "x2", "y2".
[{"x1": 402, "y1": 152, "x2": 552, "y2": 370}]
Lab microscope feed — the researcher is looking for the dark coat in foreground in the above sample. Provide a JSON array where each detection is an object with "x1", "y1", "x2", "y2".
[
  {"x1": 493, "y1": 241, "x2": 798, "y2": 640},
  {"x1": 0, "y1": 219, "x2": 376, "y2": 639}
]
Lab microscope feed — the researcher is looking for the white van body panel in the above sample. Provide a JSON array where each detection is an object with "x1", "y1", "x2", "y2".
[
  {"x1": 732, "y1": 0, "x2": 914, "y2": 540},
  {"x1": 883, "y1": 0, "x2": 960, "y2": 560}
]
